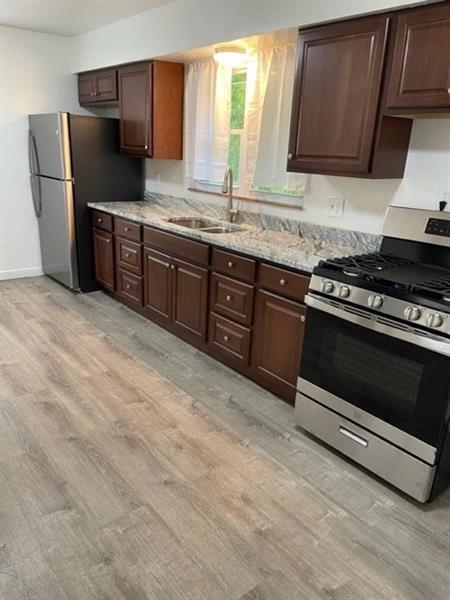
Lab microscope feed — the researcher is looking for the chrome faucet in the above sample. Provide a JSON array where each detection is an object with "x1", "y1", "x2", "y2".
[{"x1": 221, "y1": 167, "x2": 239, "y2": 223}]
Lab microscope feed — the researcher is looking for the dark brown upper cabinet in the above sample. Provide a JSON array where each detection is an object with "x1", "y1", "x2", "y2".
[
  {"x1": 386, "y1": 3, "x2": 450, "y2": 113},
  {"x1": 78, "y1": 69, "x2": 118, "y2": 105},
  {"x1": 118, "y1": 60, "x2": 184, "y2": 159},
  {"x1": 288, "y1": 15, "x2": 412, "y2": 178}
]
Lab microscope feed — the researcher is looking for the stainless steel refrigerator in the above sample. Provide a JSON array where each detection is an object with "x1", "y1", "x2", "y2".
[{"x1": 29, "y1": 112, "x2": 142, "y2": 292}]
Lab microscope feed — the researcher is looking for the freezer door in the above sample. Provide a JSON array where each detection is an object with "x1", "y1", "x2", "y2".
[
  {"x1": 28, "y1": 113, "x2": 72, "y2": 180},
  {"x1": 37, "y1": 177, "x2": 79, "y2": 289}
]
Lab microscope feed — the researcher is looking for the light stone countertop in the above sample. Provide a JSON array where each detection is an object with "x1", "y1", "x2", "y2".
[{"x1": 88, "y1": 198, "x2": 376, "y2": 274}]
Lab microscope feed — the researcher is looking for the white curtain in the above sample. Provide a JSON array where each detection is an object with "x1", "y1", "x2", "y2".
[
  {"x1": 247, "y1": 44, "x2": 306, "y2": 193},
  {"x1": 185, "y1": 60, "x2": 232, "y2": 183}
]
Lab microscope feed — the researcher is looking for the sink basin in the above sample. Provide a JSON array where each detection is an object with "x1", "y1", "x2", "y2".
[
  {"x1": 166, "y1": 216, "x2": 243, "y2": 234},
  {"x1": 166, "y1": 217, "x2": 218, "y2": 229}
]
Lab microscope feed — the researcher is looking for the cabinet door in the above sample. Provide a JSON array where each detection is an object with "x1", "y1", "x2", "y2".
[
  {"x1": 288, "y1": 16, "x2": 389, "y2": 175},
  {"x1": 93, "y1": 228, "x2": 114, "y2": 291},
  {"x1": 119, "y1": 63, "x2": 152, "y2": 157},
  {"x1": 172, "y1": 258, "x2": 208, "y2": 340},
  {"x1": 143, "y1": 248, "x2": 172, "y2": 322},
  {"x1": 78, "y1": 73, "x2": 96, "y2": 104},
  {"x1": 251, "y1": 290, "x2": 306, "y2": 402},
  {"x1": 94, "y1": 69, "x2": 118, "y2": 103},
  {"x1": 387, "y1": 4, "x2": 450, "y2": 110}
]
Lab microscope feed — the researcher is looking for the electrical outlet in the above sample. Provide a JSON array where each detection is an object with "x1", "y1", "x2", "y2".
[
  {"x1": 438, "y1": 186, "x2": 450, "y2": 206},
  {"x1": 327, "y1": 196, "x2": 345, "y2": 218}
]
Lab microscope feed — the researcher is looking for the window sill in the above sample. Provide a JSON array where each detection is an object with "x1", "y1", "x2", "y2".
[{"x1": 188, "y1": 185, "x2": 304, "y2": 211}]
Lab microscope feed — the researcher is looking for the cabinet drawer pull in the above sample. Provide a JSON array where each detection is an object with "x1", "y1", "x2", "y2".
[
  {"x1": 170, "y1": 264, "x2": 175, "y2": 270},
  {"x1": 97, "y1": 217, "x2": 102, "y2": 223},
  {"x1": 144, "y1": 144, "x2": 149, "y2": 150},
  {"x1": 288, "y1": 153, "x2": 293, "y2": 160},
  {"x1": 279, "y1": 278, "x2": 287, "y2": 286},
  {"x1": 125, "y1": 252, "x2": 130, "y2": 259},
  {"x1": 227, "y1": 261, "x2": 235, "y2": 268},
  {"x1": 223, "y1": 335, "x2": 230, "y2": 342},
  {"x1": 106, "y1": 239, "x2": 111, "y2": 244},
  {"x1": 225, "y1": 295, "x2": 233, "y2": 302},
  {"x1": 124, "y1": 226, "x2": 130, "y2": 232},
  {"x1": 125, "y1": 283, "x2": 131, "y2": 290},
  {"x1": 300, "y1": 315, "x2": 305, "y2": 323}
]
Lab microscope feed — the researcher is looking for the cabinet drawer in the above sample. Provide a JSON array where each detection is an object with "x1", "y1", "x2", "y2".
[
  {"x1": 92, "y1": 210, "x2": 113, "y2": 232},
  {"x1": 211, "y1": 249, "x2": 256, "y2": 283},
  {"x1": 210, "y1": 273, "x2": 254, "y2": 326},
  {"x1": 143, "y1": 227, "x2": 209, "y2": 265},
  {"x1": 115, "y1": 217, "x2": 141, "y2": 241},
  {"x1": 115, "y1": 237, "x2": 142, "y2": 275},
  {"x1": 116, "y1": 268, "x2": 143, "y2": 305},
  {"x1": 258, "y1": 263, "x2": 309, "y2": 303},
  {"x1": 209, "y1": 313, "x2": 251, "y2": 366}
]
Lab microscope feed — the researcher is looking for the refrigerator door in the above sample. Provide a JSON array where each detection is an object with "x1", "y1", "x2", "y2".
[
  {"x1": 37, "y1": 176, "x2": 79, "y2": 289},
  {"x1": 28, "y1": 113, "x2": 72, "y2": 180}
]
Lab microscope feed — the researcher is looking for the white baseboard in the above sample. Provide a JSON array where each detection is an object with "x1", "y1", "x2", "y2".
[{"x1": 0, "y1": 267, "x2": 44, "y2": 281}]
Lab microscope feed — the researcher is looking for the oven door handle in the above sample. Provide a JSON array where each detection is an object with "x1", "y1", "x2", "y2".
[{"x1": 305, "y1": 294, "x2": 450, "y2": 357}]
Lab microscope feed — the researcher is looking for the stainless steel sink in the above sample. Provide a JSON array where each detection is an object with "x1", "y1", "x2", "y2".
[
  {"x1": 166, "y1": 217, "x2": 218, "y2": 229},
  {"x1": 166, "y1": 217, "x2": 243, "y2": 234}
]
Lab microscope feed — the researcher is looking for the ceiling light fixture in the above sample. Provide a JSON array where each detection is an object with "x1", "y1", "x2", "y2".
[{"x1": 213, "y1": 46, "x2": 247, "y2": 68}]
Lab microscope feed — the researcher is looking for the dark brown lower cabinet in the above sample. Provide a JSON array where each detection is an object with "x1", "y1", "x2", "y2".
[
  {"x1": 251, "y1": 289, "x2": 306, "y2": 403},
  {"x1": 93, "y1": 228, "x2": 114, "y2": 291},
  {"x1": 143, "y1": 248, "x2": 208, "y2": 341},
  {"x1": 172, "y1": 257, "x2": 208, "y2": 340},
  {"x1": 143, "y1": 247, "x2": 172, "y2": 323}
]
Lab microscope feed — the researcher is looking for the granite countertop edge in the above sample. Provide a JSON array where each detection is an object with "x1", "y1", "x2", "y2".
[{"x1": 88, "y1": 200, "x2": 375, "y2": 274}]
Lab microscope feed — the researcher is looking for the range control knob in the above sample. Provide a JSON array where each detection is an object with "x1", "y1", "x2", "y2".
[
  {"x1": 426, "y1": 312, "x2": 444, "y2": 328},
  {"x1": 338, "y1": 285, "x2": 351, "y2": 298},
  {"x1": 404, "y1": 306, "x2": 421, "y2": 321},
  {"x1": 368, "y1": 294, "x2": 383, "y2": 309},
  {"x1": 321, "y1": 280, "x2": 335, "y2": 294}
]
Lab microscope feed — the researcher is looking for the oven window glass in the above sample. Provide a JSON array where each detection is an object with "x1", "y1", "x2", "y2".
[
  {"x1": 327, "y1": 332, "x2": 423, "y2": 416},
  {"x1": 300, "y1": 308, "x2": 450, "y2": 447}
]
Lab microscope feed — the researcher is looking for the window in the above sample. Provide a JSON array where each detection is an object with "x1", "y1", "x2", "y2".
[{"x1": 186, "y1": 46, "x2": 307, "y2": 201}]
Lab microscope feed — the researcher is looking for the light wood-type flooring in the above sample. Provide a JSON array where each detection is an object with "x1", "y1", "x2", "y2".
[{"x1": 1, "y1": 276, "x2": 449, "y2": 600}]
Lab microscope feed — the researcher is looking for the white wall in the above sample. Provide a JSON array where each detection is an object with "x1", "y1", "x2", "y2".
[
  {"x1": 145, "y1": 118, "x2": 450, "y2": 234},
  {"x1": 0, "y1": 26, "x2": 83, "y2": 280},
  {"x1": 70, "y1": 0, "x2": 423, "y2": 72}
]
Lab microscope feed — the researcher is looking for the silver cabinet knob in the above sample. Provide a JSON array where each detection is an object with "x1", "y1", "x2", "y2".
[
  {"x1": 279, "y1": 278, "x2": 287, "y2": 286},
  {"x1": 448, "y1": 88, "x2": 450, "y2": 95},
  {"x1": 321, "y1": 280, "x2": 335, "y2": 294},
  {"x1": 144, "y1": 144, "x2": 149, "y2": 150},
  {"x1": 287, "y1": 153, "x2": 293, "y2": 160},
  {"x1": 404, "y1": 306, "x2": 421, "y2": 321},
  {"x1": 300, "y1": 315, "x2": 305, "y2": 323},
  {"x1": 368, "y1": 294, "x2": 383, "y2": 309},
  {"x1": 125, "y1": 253, "x2": 130, "y2": 259},
  {"x1": 124, "y1": 227, "x2": 130, "y2": 232},
  {"x1": 227, "y1": 261, "x2": 235, "y2": 268},
  {"x1": 223, "y1": 335, "x2": 230, "y2": 342},
  {"x1": 106, "y1": 239, "x2": 111, "y2": 244},
  {"x1": 170, "y1": 264, "x2": 175, "y2": 270},
  {"x1": 339, "y1": 285, "x2": 350, "y2": 298},
  {"x1": 225, "y1": 295, "x2": 233, "y2": 302},
  {"x1": 426, "y1": 312, "x2": 444, "y2": 328},
  {"x1": 97, "y1": 217, "x2": 102, "y2": 223},
  {"x1": 125, "y1": 284, "x2": 131, "y2": 290}
]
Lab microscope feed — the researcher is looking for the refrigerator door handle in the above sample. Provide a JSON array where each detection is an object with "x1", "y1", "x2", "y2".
[
  {"x1": 30, "y1": 174, "x2": 42, "y2": 217},
  {"x1": 28, "y1": 129, "x2": 40, "y2": 174}
]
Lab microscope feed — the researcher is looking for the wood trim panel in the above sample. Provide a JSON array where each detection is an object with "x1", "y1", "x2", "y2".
[
  {"x1": 143, "y1": 227, "x2": 209, "y2": 265},
  {"x1": 152, "y1": 61, "x2": 184, "y2": 160}
]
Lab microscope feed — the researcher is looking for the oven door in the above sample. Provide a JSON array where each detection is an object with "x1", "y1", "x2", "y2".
[{"x1": 299, "y1": 294, "x2": 450, "y2": 464}]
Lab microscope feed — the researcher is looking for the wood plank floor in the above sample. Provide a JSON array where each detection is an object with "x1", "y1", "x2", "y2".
[{"x1": 0, "y1": 276, "x2": 449, "y2": 600}]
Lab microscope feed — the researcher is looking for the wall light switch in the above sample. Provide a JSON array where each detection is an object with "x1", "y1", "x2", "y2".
[{"x1": 327, "y1": 196, "x2": 345, "y2": 218}]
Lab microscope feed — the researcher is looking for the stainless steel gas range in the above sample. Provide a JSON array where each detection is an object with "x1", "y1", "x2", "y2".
[{"x1": 296, "y1": 207, "x2": 450, "y2": 502}]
